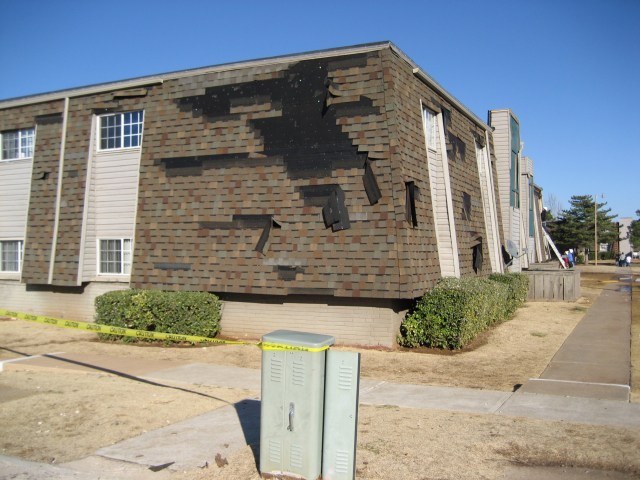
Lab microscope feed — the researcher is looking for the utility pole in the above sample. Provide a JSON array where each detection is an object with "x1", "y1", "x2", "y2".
[
  {"x1": 594, "y1": 193, "x2": 604, "y2": 266},
  {"x1": 595, "y1": 194, "x2": 598, "y2": 266}
]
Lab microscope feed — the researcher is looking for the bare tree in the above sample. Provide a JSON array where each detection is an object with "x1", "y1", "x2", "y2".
[{"x1": 545, "y1": 192, "x2": 563, "y2": 218}]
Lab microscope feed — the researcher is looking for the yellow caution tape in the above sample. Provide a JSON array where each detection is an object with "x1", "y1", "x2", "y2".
[
  {"x1": 0, "y1": 308, "x2": 243, "y2": 345},
  {"x1": 258, "y1": 341, "x2": 330, "y2": 353},
  {"x1": 0, "y1": 308, "x2": 330, "y2": 352}
]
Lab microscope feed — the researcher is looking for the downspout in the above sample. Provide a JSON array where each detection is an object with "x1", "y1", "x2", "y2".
[{"x1": 48, "y1": 97, "x2": 69, "y2": 284}]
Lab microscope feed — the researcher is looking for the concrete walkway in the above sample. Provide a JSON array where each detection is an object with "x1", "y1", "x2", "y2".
[
  {"x1": 520, "y1": 275, "x2": 632, "y2": 401},
  {"x1": 1, "y1": 273, "x2": 638, "y2": 479}
]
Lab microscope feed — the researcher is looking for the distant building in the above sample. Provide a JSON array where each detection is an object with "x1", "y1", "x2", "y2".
[
  {"x1": 618, "y1": 217, "x2": 633, "y2": 254},
  {"x1": 489, "y1": 109, "x2": 550, "y2": 271}
]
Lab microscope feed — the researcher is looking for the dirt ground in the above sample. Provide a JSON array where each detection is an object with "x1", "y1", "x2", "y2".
[{"x1": 1, "y1": 270, "x2": 639, "y2": 479}]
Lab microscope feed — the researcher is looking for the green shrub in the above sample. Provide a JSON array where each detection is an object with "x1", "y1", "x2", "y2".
[
  {"x1": 488, "y1": 272, "x2": 529, "y2": 317},
  {"x1": 398, "y1": 273, "x2": 529, "y2": 350},
  {"x1": 95, "y1": 289, "x2": 221, "y2": 343}
]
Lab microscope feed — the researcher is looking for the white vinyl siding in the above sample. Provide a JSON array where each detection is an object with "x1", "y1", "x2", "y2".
[
  {"x1": 531, "y1": 191, "x2": 549, "y2": 263},
  {"x1": 0, "y1": 154, "x2": 32, "y2": 279},
  {"x1": 519, "y1": 156, "x2": 534, "y2": 268},
  {"x1": 490, "y1": 109, "x2": 523, "y2": 271},
  {"x1": 489, "y1": 110, "x2": 512, "y2": 240},
  {"x1": 521, "y1": 156, "x2": 535, "y2": 238},
  {"x1": 422, "y1": 104, "x2": 459, "y2": 278},
  {"x1": 81, "y1": 115, "x2": 141, "y2": 281},
  {"x1": 0, "y1": 157, "x2": 32, "y2": 239},
  {"x1": 510, "y1": 211, "x2": 523, "y2": 271},
  {"x1": 518, "y1": 214, "x2": 529, "y2": 269},
  {"x1": 475, "y1": 139, "x2": 503, "y2": 273}
]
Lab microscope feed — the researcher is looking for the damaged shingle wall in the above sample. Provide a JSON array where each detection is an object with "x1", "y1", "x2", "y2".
[
  {"x1": 48, "y1": 98, "x2": 92, "y2": 286},
  {"x1": 1, "y1": 42, "x2": 503, "y2": 303},
  {"x1": 131, "y1": 50, "x2": 401, "y2": 298},
  {"x1": 381, "y1": 48, "x2": 496, "y2": 298}
]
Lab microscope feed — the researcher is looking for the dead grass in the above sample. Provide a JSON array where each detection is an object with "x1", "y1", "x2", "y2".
[{"x1": 1, "y1": 270, "x2": 638, "y2": 479}]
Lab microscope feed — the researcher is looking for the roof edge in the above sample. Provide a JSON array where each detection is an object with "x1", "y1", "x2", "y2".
[
  {"x1": 385, "y1": 43, "x2": 490, "y2": 131},
  {"x1": 1, "y1": 40, "x2": 492, "y2": 133},
  {"x1": 489, "y1": 108, "x2": 520, "y2": 125},
  {"x1": 0, "y1": 41, "x2": 393, "y2": 109}
]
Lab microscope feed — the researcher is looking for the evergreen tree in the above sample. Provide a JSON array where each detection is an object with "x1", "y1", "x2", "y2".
[
  {"x1": 630, "y1": 210, "x2": 640, "y2": 251},
  {"x1": 546, "y1": 195, "x2": 618, "y2": 254}
]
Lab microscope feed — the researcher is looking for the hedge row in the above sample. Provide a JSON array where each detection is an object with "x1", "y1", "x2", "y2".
[
  {"x1": 95, "y1": 289, "x2": 221, "y2": 343},
  {"x1": 398, "y1": 273, "x2": 529, "y2": 350}
]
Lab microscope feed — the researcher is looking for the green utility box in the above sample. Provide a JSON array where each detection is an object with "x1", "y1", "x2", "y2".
[{"x1": 260, "y1": 330, "x2": 335, "y2": 479}]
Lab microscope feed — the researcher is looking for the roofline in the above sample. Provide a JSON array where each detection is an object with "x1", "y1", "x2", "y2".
[
  {"x1": 0, "y1": 77, "x2": 166, "y2": 109},
  {"x1": 385, "y1": 44, "x2": 490, "y2": 132},
  {"x1": 0, "y1": 41, "x2": 490, "y2": 132},
  {"x1": 0, "y1": 41, "x2": 393, "y2": 109},
  {"x1": 489, "y1": 108, "x2": 520, "y2": 125}
]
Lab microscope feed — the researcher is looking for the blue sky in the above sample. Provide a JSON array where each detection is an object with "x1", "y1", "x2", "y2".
[{"x1": 1, "y1": 0, "x2": 638, "y2": 218}]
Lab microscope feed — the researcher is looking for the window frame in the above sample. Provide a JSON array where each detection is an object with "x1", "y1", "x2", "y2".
[
  {"x1": 1, "y1": 128, "x2": 35, "y2": 161},
  {"x1": 509, "y1": 115, "x2": 521, "y2": 208},
  {"x1": 405, "y1": 181, "x2": 418, "y2": 227},
  {"x1": 421, "y1": 106, "x2": 438, "y2": 152},
  {"x1": 529, "y1": 180, "x2": 535, "y2": 236},
  {"x1": 97, "y1": 238, "x2": 133, "y2": 275},
  {"x1": 97, "y1": 111, "x2": 144, "y2": 151},
  {"x1": 0, "y1": 239, "x2": 24, "y2": 273},
  {"x1": 462, "y1": 192, "x2": 472, "y2": 221}
]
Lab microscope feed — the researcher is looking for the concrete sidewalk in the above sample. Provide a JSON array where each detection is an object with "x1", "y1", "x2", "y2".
[
  {"x1": 1, "y1": 273, "x2": 637, "y2": 479},
  {"x1": 519, "y1": 274, "x2": 632, "y2": 401}
]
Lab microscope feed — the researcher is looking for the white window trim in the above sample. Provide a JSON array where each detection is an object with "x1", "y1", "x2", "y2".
[
  {"x1": 96, "y1": 111, "x2": 144, "y2": 152},
  {"x1": 420, "y1": 99, "x2": 460, "y2": 278},
  {"x1": 97, "y1": 238, "x2": 133, "y2": 276},
  {"x1": 1, "y1": 128, "x2": 35, "y2": 162},
  {"x1": 421, "y1": 105, "x2": 438, "y2": 152},
  {"x1": 0, "y1": 239, "x2": 24, "y2": 273}
]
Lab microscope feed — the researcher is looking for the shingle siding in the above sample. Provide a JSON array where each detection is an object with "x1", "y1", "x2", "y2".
[
  {"x1": 381, "y1": 48, "x2": 496, "y2": 297},
  {"x1": 130, "y1": 50, "x2": 404, "y2": 299},
  {"x1": 21, "y1": 105, "x2": 65, "y2": 284}
]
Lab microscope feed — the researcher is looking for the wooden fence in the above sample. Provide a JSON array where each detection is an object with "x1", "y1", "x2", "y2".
[{"x1": 522, "y1": 266, "x2": 581, "y2": 302}]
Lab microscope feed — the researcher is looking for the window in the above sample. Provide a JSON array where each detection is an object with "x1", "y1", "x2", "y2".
[
  {"x1": 0, "y1": 240, "x2": 23, "y2": 272},
  {"x1": 422, "y1": 107, "x2": 438, "y2": 150},
  {"x1": 510, "y1": 151, "x2": 520, "y2": 208},
  {"x1": 462, "y1": 192, "x2": 472, "y2": 220},
  {"x1": 99, "y1": 239, "x2": 132, "y2": 274},
  {"x1": 1, "y1": 128, "x2": 35, "y2": 160},
  {"x1": 99, "y1": 111, "x2": 144, "y2": 150},
  {"x1": 405, "y1": 181, "x2": 418, "y2": 227},
  {"x1": 472, "y1": 239, "x2": 483, "y2": 274},
  {"x1": 509, "y1": 115, "x2": 520, "y2": 208},
  {"x1": 529, "y1": 181, "x2": 535, "y2": 236}
]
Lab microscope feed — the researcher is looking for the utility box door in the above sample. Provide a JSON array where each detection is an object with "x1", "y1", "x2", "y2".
[
  {"x1": 322, "y1": 350, "x2": 360, "y2": 480},
  {"x1": 260, "y1": 330, "x2": 335, "y2": 479}
]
